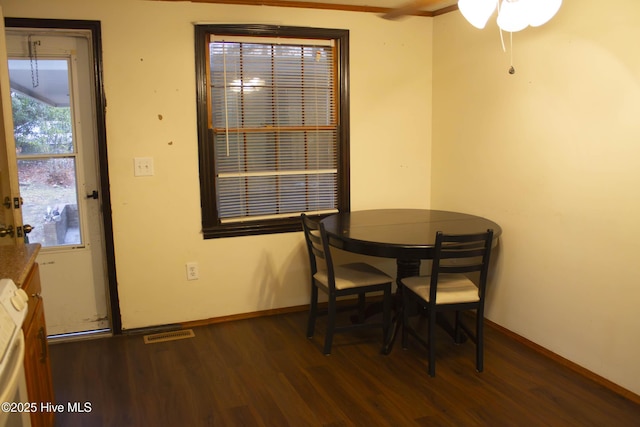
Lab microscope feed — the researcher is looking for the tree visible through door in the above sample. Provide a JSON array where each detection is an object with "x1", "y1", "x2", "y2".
[{"x1": 10, "y1": 58, "x2": 81, "y2": 247}]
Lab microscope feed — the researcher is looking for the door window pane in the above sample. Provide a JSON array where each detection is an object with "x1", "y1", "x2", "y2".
[
  {"x1": 9, "y1": 58, "x2": 81, "y2": 247},
  {"x1": 18, "y1": 158, "x2": 80, "y2": 246},
  {"x1": 9, "y1": 59, "x2": 73, "y2": 155}
]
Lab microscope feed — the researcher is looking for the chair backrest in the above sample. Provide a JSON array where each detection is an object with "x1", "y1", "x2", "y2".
[
  {"x1": 429, "y1": 229, "x2": 494, "y2": 304},
  {"x1": 301, "y1": 214, "x2": 336, "y2": 286}
]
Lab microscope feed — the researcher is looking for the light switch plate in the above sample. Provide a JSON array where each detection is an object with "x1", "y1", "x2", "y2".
[
  {"x1": 134, "y1": 157, "x2": 154, "y2": 177},
  {"x1": 186, "y1": 262, "x2": 199, "y2": 280}
]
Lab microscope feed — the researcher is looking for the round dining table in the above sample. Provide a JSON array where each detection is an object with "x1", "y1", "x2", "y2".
[
  {"x1": 320, "y1": 208, "x2": 502, "y2": 353},
  {"x1": 321, "y1": 209, "x2": 502, "y2": 277}
]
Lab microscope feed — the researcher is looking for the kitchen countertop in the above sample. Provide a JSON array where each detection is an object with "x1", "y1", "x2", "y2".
[{"x1": 0, "y1": 243, "x2": 41, "y2": 287}]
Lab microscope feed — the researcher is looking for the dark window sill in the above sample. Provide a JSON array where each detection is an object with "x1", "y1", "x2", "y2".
[{"x1": 202, "y1": 217, "x2": 303, "y2": 239}]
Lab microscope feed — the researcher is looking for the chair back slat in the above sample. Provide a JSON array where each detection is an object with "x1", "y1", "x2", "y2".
[
  {"x1": 301, "y1": 213, "x2": 393, "y2": 355},
  {"x1": 402, "y1": 228, "x2": 496, "y2": 376},
  {"x1": 429, "y1": 229, "x2": 494, "y2": 303},
  {"x1": 301, "y1": 214, "x2": 335, "y2": 288}
]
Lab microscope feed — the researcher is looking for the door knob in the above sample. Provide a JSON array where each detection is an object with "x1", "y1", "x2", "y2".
[
  {"x1": 87, "y1": 190, "x2": 99, "y2": 199},
  {"x1": 0, "y1": 225, "x2": 14, "y2": 238},
  {"x1": 23, "y1": 224, "x2": 34, "y2": 234}
]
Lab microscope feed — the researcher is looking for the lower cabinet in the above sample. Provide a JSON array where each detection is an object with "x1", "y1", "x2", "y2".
[{"x1": 21, "y1": 263, "x2": 55, "y2": 427}]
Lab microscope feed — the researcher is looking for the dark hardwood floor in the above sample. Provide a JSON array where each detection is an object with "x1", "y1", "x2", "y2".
[{"x1": 49, "y1": 310, "x2": 640, "y2": 426}]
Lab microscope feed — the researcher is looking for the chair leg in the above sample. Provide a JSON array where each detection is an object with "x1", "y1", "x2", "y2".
[
  {"x1": 476, "y1": 313, "x2": 484, "y2": 372},
  {"x1": 323, "y1": 297, "x2": 337, "y2": 355},
  {"x1": 307, "y1": 285, "x2": 318, "y2": 338},
  {"x1": 381, "y1": 287, "x2": 391, "y2": 352},
  {"x1": 428, "y1": 310, "x2": 436, "y2": 377},
  {"x1": 357, "y1": 293, "x2": 366, "y2": 323},
  {"x1": 454, "y1": 311, "x2": 463, "y2": 344},
  {"x1": 401, "y1": 289, "x2": 410, "y2": 349}
]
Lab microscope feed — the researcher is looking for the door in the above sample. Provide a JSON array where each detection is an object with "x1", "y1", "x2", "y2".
[
  {"x1": 5, "y1": 29, "x2": 110, "y2": 337},
  {"x1": 0, "y1": 7, "x2": 21, "y2": 246}
]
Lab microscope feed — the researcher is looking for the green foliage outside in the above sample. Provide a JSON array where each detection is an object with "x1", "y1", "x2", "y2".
[
  {"x1": 11, "y1": 90, "x2": 78, "y2": 245},
  {"x1": 11, "y1": 90, "x2": 73, "y2": 154}
]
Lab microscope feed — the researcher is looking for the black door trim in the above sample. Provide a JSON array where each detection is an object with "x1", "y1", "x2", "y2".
[{"x1": 5, "y1": 17, "x2": 122, "y2": 334}]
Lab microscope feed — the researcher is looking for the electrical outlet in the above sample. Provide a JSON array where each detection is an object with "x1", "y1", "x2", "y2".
[
  {"x1": 186, "y1": 262, "x2": 199, "y2": 281},
  {"x1": 134, "y1": 157, "x2": 154, "y2": 176}
]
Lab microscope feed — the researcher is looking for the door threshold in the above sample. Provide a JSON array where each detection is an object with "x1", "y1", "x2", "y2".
[{"x1": 48, "y1": 329, "x2": 112, "y2": 344}]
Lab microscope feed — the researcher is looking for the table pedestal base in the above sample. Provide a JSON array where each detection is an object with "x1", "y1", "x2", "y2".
[{"x1": 381, "y1": 259, "x2": 421, "y2": 354}]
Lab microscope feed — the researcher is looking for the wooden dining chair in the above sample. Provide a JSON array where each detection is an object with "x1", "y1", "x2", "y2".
[
  {"x1": 301, "y1": 214, "x2": 393, "y2": 355},
  {"x1": 400, "y1": 229, "x2": 494, "y2": 376}
]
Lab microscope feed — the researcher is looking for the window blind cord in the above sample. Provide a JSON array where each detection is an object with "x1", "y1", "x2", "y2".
[
  {"x1": 222, "y1": 43, "x2": 230, "y2": 156},
  {"x1": 234, "y1": 43, "x2": 244, "y2": 215},
  {"x1": 273, "y1": 44, "x2": 280, "y2": 215},
  {"x1": 314, "y1": 48, "x2": 321, "y2": 211}
]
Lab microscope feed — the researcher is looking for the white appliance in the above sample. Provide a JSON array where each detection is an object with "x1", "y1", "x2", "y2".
[{"x1": 0, "y1": 278, "x2": 31, "y2": 427}]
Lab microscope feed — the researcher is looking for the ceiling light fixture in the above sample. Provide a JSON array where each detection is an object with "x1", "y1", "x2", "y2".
[
  {"x1": 458, "y1": 0, "x2": 562, "y2": 74},
  {"x1": 458, "y1": 0, "x2": 562, "y2": 32}
]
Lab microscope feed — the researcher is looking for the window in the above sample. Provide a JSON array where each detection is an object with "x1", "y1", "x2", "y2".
[{"x1": 195, "y1": 25, "x2": 350, "y2": 238}]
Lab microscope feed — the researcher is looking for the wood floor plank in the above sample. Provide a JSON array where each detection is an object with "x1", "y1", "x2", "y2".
[{"x1": 49, "y1": 311, "x2": 640, "y2": 426}]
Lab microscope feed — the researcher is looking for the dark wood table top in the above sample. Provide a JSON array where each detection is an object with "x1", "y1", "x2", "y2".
[{"x1": 321, "y1": 209, "x2": 502, "y2": 260}]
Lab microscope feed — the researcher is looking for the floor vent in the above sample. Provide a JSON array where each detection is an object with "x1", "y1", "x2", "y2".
[{"x1": 143, "y1": 329, "x2": 195, "y2": 344}]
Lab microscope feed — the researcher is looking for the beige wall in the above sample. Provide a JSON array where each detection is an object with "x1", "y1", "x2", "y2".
[
  {"x1": 4, "y1": 0, "x2": 638, "y2": 397},
  {"x1": 0, "y1": 0, "x2": 431, "y2": 326},
  {"x1": 432, "y1": 0, "x2": 640, "y2": 395}
]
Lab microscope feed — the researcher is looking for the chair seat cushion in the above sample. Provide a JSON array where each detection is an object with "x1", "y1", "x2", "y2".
[
  {"x1": 314, "y1": 262, "x2": 392, "y2": 290},
  {"x1": 402, "y1": 274, "x2": 479, "y2": 304}
]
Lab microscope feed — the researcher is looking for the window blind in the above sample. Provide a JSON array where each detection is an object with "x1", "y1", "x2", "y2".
[{"x1": 208, "y1": 37, "x2": 338, "y2": 223}]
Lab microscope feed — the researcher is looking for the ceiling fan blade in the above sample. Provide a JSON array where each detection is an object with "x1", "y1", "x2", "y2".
[{"x1": 382, "y1": 0, "x2": 446, "y2": 20}]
